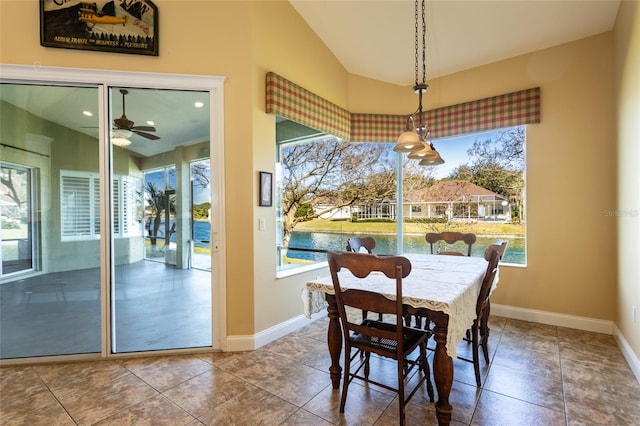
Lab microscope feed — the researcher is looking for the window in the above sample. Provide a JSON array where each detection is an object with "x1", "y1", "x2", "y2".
[
  {"x1": 276, "y1": 120, "x2": 526, "y2": 270},
  {"x1": 61, "y1": 171, "x2": 142, "y2": 241}
]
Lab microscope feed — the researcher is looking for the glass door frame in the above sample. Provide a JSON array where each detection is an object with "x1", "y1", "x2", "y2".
[
  {"x1": 0, "y1": 64, "x2": 227, "y2": 361},
  {"x1": 0, "y1": 161, "x2": 38, "y2": 277}
]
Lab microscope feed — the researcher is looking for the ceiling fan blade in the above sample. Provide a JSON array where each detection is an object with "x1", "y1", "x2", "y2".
[
  {"x1": 133, "y1": 130, "x2": 160, "y2": 140},
  {"x1": 130, "y1": 125, "x2": 156, "y2": 132}
]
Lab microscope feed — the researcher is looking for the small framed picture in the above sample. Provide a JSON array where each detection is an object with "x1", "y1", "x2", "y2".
[{"x1": 259, "y1": 171, "x2": 272, "y2": 207}]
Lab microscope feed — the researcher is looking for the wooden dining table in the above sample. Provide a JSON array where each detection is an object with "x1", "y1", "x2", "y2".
[{"x1": 302, "y1": 253, "x2": 496, "y2": 426}]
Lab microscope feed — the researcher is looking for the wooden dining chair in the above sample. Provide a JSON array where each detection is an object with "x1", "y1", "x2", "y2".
[
  {"x1": 346, "y1": 237, "x2": 381, "y2": 321},
  {"x1": 426, "y1": 231, "x2": 477, "y2": 256},
  {"x1": 461, "y1": 241, "x2": 508, "y2": 354},
  {"x1": 346, "y1": 236, "x2": 376, "y2": 253},
  {"x1": 457, "y1": 249, "x2": 501, "y2": 387},
  {"x1": 484, "y1": 239, "x2": 508, "y2": 261},
  {"x1": 327, "y1": 251, "x2": 434, "y2": 426}
]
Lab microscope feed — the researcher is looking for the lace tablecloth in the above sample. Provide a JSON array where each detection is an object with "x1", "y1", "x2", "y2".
[{"x1": 302, "y1": 253, "x2": 497, "y2": 358}]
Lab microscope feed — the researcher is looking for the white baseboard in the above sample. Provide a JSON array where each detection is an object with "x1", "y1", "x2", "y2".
[
  {"x1": 491, "y1": 303, "x2": 614, "y2": 334},
  {"x1": 613, "y1": 324, "x2": 640, "y2": 384},
  {"x1": 225, "y1": 310, "x2": 325, "y2": 352}
]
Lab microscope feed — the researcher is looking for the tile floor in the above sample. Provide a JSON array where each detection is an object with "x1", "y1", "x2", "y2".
[{"x1": 2, "y1": 315, "x2": 639, "y2": 425}]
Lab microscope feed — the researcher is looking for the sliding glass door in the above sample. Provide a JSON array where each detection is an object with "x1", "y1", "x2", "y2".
[
  {"x1": 110, "y1": 86, "x2": 212, "y2": 353},
  {"x1": 0, "y1": 83, "x2": 102, "y2": 358},
  {"x1": 0, "y1": 71, "x2": 220, "y2": 360}
]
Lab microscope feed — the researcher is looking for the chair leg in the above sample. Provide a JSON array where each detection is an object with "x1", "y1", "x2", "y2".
[
  {"x1": 364, "y1": 352, "x2": 372, "y2": 379},
  {"x1": 397, "y1": 352, "x2": 406, "y2": 426},
  {"x1": 480, "y1": 309, "x2": 490, "y2": 364},
  {"x1": 472, "y1": 321, "x2": 482, "y2": 387},
  {"x1": 340, "y1": 348, "x2": 352, "y2": 413},
  {"x1": 421, "y1": 343, "x2": 435, "y2": 402}
]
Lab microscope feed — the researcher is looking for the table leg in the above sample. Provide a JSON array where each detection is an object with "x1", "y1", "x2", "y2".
[
  {"x1": 431, "y1": 311, "x2": 453, "y2": 426},
  {"x1": 326, "y1": 294, "x2": 342, "y2": 389}
]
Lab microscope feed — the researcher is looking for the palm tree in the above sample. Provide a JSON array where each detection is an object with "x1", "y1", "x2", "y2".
[{"x1": 145, "y1": 182, "x2": 172, "y2": 247}]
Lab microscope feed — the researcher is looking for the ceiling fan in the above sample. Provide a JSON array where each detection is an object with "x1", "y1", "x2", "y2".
[{"x1": 113, "y1": 89, "x2": 160, "y2": 141}]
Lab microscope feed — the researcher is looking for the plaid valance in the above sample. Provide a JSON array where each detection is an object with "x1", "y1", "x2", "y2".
[
  {"x1": 266, "y1": 72, "x2": 540, "y2": 143},
  {"x1": 266, "y1": 72, "x2": 351, "y2": 140},
  {"x1": 351, "y1": 87, "x2": 541, "y2": 142}
]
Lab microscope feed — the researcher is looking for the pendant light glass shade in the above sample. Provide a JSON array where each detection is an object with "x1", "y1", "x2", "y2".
[
  {"x1": 394, "y1": 130, "x2": 423, "y2": 152},
  {"x1": 418, "y1": 148, "x2": 445, "y2": 165},
  {"x1": 407, "y1": 141, "x2": 434, "y2": 159}
]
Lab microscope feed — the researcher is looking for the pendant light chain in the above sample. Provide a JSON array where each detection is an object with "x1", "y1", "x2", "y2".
[
  {"x1": 396, "y1": 0, "x2": 444, "y2": 165},
  {"x1": 421, "y1": 0, "x2": 426, "y2": 86},
  {"x1": 414, "y1": 0, "x2": 420, "y2": 86}
]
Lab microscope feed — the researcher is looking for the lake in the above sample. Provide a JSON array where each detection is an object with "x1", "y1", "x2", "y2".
[
  {"x1": 157, "y1": 220, "x2": 210, "y2": 248},
  {"x1": 288, "y1": 231, "x2": 525, "y2": 265}
]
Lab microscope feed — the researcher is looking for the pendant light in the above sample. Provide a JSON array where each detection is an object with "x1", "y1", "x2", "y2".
[{"x1": 395, "y1": 0, "x2": 444, "y2": 166}]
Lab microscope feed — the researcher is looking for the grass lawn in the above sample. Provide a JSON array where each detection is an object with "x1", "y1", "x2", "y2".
[{"x1": 294, "y1": 219, "x2": 524, "y2": 237}]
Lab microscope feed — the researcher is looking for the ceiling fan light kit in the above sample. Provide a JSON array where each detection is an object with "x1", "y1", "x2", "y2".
[{"x1": 111, "y1": 137, "x2": 132, "y2": 147}]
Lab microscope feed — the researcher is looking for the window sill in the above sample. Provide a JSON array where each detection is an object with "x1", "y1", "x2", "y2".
[{"x1": 276, "y1": 261, "x2": 328, "y2": 279}]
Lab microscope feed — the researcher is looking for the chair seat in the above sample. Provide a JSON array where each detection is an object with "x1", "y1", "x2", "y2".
[{"x1": 351, "y1": 319, "x2": 429, "y2": 356}]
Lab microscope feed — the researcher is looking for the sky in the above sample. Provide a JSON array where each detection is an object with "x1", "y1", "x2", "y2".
[{"x1": 428, "y1": 130, "x2": 501, "y2": 179}]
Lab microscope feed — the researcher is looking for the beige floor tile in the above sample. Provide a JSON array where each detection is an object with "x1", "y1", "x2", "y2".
[
  {"x1": 218, "y1": 347, "x2": 332, "y2": 406},
  {"x1": 491, "y1": 339, "x2": 561, "y2": 374},
  {"x1": 502, "y1": 319, "x2": 558, "y2": 338},
  {"x1": 471, "y1": 390, "x2": 566, "y2": 426},
  {"x1": 303, "y1": 381, "x2": 394, "y2": 424},
  {"x1": 564, "y1": 382, "x2": 640, "y2": 425},
  {"x1": 262, "y1": 332, "x2": 334, "y2": 371},
  {"x1": 197, "y1": 386, "x2": 299, "y2": 425},
  {"x1": 290, "y1": 317, "x2": 330, "y2": 342},
  {"x1": 559, "y1": 338, "x2": 628, "y2": 368},
  {"x1": 93, "y1": 394, "x2": 195, "y2": 425},
  {"x1": 280, "y1": 408, "x2": 335, "y2": 425},
  {"x1": 561, "y1": 357, "x2": 640, "y2": 396},
  {"x1": 51, "y1": 370, "x2": 159, "y2": 425},
  {"x1": 557, "y1": 327, "x2": 616, "y2": 347},
  {"x1": 118, "y1": 354, "x2": 212, "y2": 391},
  {"x1": 163, "y1": 367, "x2": 261, "y2": 418},
  {"x1": 0, "y1": 401, "x2": 76, "y2": 426},
  {"x1": 0, "y1": 367, "x2": 60, "y2": 417},
  {"x1": 32, "y1": 360, "x2": 130, "y2": 391},
  {"x1": 194, "y1": 350, "x2": 250, "y2": 367},
  {"x1": 483, "y1": 363, "x2": 564, "y2": 412}
]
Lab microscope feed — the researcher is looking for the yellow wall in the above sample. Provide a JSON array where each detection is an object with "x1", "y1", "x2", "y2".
[
  {"x1": 0, "y1": 1, "x2": 636, "y2": 361},
  {"x1": 350, "y1": 34, "x2": 618, "y2": 320},
  {"x1": 249, "y1": 1, "x2": 350, "y2": 332},
  {"x1": 614, "y1": 0, "x2": 640, "y2": 360}
]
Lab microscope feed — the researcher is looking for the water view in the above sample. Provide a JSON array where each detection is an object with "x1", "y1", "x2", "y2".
[{"x1": 287, "y1": 231, "x2": 525, "y2": 265}]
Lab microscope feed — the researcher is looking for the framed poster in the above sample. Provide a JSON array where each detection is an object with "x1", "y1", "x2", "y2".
[
  {"x1": 259, "y1": 172, "x2": 272, "y2": 207},
  {"x1": 40, "y1": 0, "x2": 159, "y2": 56}
]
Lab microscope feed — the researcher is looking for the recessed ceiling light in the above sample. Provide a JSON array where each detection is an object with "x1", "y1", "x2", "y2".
[
  {"x1": 194, "y1": 101, "x2": 204, "y2": 108},
  {"x1": 146, "y1": 121, "x2": 155, "y2": 126},
  {"x1": 83, "y1": 110, "x2": 93, "y2": 116}
]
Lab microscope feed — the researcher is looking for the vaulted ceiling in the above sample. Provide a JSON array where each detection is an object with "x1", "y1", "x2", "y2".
[{"x1": 290, "y1": 0, "x2": 620, "y2": 85}]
